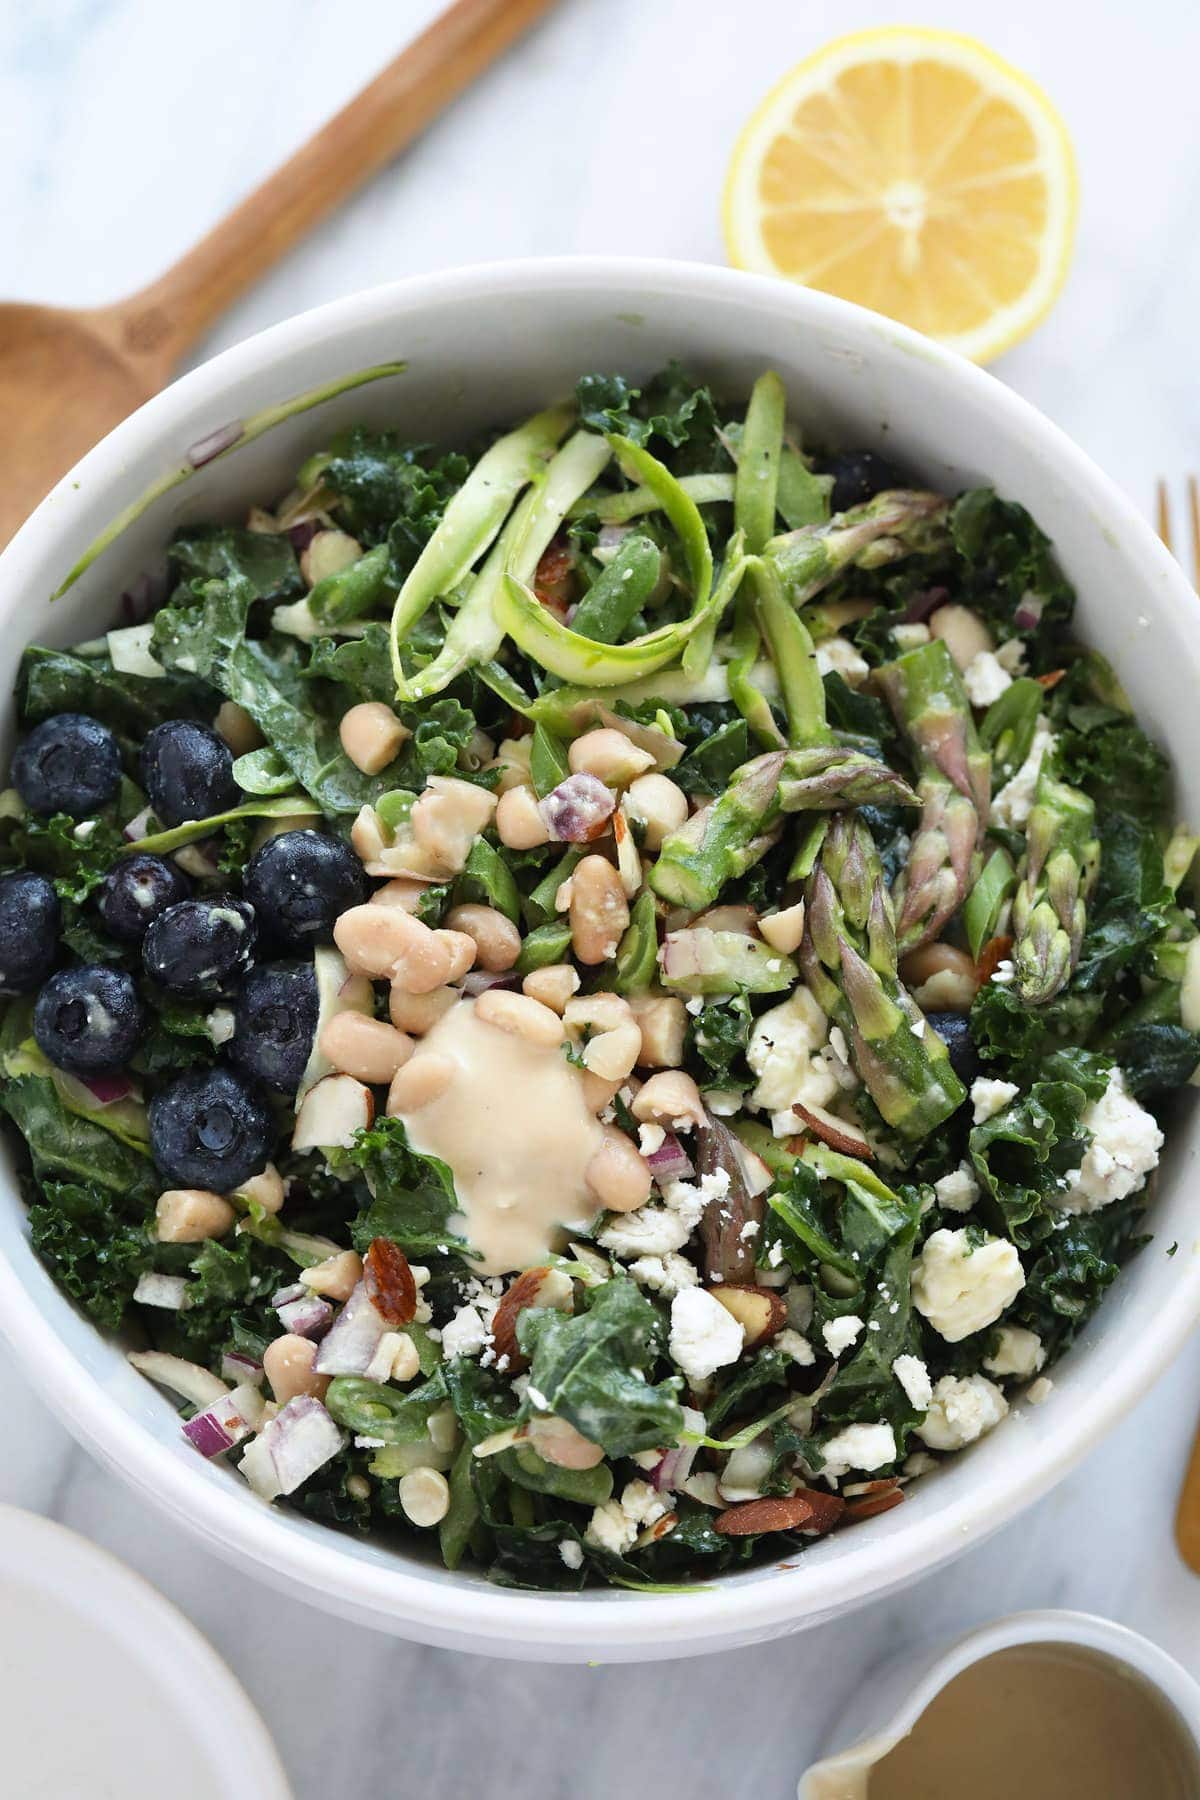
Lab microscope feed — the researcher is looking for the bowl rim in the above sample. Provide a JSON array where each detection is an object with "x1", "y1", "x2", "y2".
[{"x1": 2, "y1": 254, "x2": 1198, "y2": 1655}]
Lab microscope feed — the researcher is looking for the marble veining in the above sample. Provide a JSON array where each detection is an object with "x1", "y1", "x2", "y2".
[{"x1": 2, "y1": 0, "x2": 1200, "y2": 1793}]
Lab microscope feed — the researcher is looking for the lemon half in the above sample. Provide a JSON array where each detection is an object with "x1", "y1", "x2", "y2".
[{"x1": 723, "y1": 28, "x2": 1078, "y2": 363}]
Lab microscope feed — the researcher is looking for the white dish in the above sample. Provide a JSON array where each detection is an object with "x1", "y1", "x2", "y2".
[
  {"x1": 799, "y1": 1608, "x2": 1200, "y2": 1794},
  {"x1": 0, "y1": 1505, "x2": 290, "y2": 1798},
  {"x1": 0, "y1": 258, "x2": 1197, "y2": 1661}
]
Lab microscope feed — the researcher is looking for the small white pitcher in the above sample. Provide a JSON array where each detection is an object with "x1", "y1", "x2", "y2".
[{"x1": 799, "y1": 1609, "x2": 1200, "y2": 1797}]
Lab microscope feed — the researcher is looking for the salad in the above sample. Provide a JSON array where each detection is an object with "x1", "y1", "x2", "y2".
[{"x1": 0, "y1": 364, "x2": 1194, "y2": 1593}]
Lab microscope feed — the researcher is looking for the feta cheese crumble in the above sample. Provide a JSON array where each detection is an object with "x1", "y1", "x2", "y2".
[
  {"x1": 933, "y1": 1164, "x2": 980, "y2": 1213},
  {"x1": 892, "y1": 1353, "x2": 933, "y2": 1412},
  {"x1": 918, "y1": 1374, "x2": 1008, "y2": 1451},
  {"x1": 962, "y1": 649, "x2": 1013, "y2": 708},
  {"x1": 815, "y1": 635, "x2": 870, "y2": 688},
  {"x1": 820, "y1": 1421, "x2": 896, "y2": 1479},
  {"x1": 627, "y1": 1252, "x2": 700, "y2": 1298},
  {"x1": 668, "y1": 1287, "x2": 744, "y2": 1384},
  {"x1": 991, "y1": 717, "x2": 1056, "y2": 830},
  {"x1": 559, "y1": 1539, "x2": 584, "y2": 1571},
  {"x1": 1056, "y1": 1067, "x2": 1163, "y2": 1213},
  {"x1": 774, "y1": 1328, "x2": 816, "y2": 1367},
  {"x1": 822, "y1": 1314, "x2": 865, "y2": 1358},
  {"x1": 971, "y1": 1076, "x2": 1019, "y2": 1124},
  {"x1": 984, "y1": 1325, "x2": 1046, "y2": 1379},
  {"x1": 911, "y1": 1227, "x2": 1025, "y2": 1343},
  {"x1": 440, "y1": 1305, "x2": 490, "y2": 1358}
]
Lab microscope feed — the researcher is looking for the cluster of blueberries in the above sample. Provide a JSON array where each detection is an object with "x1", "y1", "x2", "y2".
[{"x1": 0, "y1": 712, "x2": 368, "y2": 1194}]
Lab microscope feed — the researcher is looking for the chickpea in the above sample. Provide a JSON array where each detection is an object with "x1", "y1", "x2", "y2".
[
  {"x1": 625, "y1": 772, "x2": 688, "y2": 851},
  {"x1": 300, "y1": 528, "x2": 361, "y2": 588},
  {"x1": 333, "y1": 905, "x2": 451, "y2": 992},
  {"x1": 387, "y1": 1054, "x2": 456, "y2": 1114},
  {"x1": 487, "y1": 737, "x2": 534, "y2": 795},
  {"x1": 526, "y1": 1415, "x2": 604, "y2": 1470},
  {"x1": 631, "y1": 1070, "x2": 705, "y2": 1131},
  {"x1": 521, "y1": 963, "x2": 581, "y2": 1014},
  {"x1": 235, "y1": 1164, "x2": 284, "y2": 1215},
  {"x1": 263, "y1": 1334, "x2": 330, "y2": 1407},
  {"x1": 585, "y1": 1127, "x2": 653, "y2": 1213},
  {"x1": 900, "y1": 942, "x2": 979, "y2": 1014},
  {"x1": 339, "y1": 702, "x2": 411, "y2": 776},
  {"x1": 299, "y1": 1250, "x2": 364, "y2": 1303},
  {"x1": 434, "y1": 928, "x2": 478, "y2": 982},
  {"x1": 319, "y1": 1012, "x2": 415, "y2": 1084},
  {"x1": 930, "y1": 604, "x2": 994, "y2": 671},
  {"x1": 155, "y1": 1189, "x2": 236, "y2": 1244},
  {"x1": 495, "y1": 784, "x2": 550, "y2": 850},
  {"x1": 568, "y1": 727, "x2": 656, "y2": 789},
  {"x1": 369, "y1": 878, "x2": 430, "y2": 914},
  {"x1": 409, "y1": 777, "x2": 497, "y2": 877},
  {"x1": 390, "y1": 984, "x2": 457, "y2": 1035},
  {"x1": 564, "y1": 991, "x2": 641, "y2": 1082},
  {"x1": 474, "y1": 988, "x2": 565, "y2": 1049},
  {"x1": 445, "y1": 903, "x2": 521, "y2": 973},
  {"x1": 628, "y1": 994, "x2": 687, "y2": 1069},
  {"x1": 569, "y1": 855, "x2": 630, "y2": 965}
]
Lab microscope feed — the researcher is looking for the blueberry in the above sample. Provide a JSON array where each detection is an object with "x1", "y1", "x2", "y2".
[
  {"x1": 33, "y1": 964, "x2": 143, "y2": 1074},
  {"x1": 242, "y1": 830, "x2": 367, "y2": 950},
  {"x1": 12, "y1": 714, "x2": 122, "y2": 818},
  {"x1": 926, "y1": 1012, "x2": 982, "y2": 1087},
  {"x1": 149, "y1": 1066, "x2": 274, "y2": 1192},
  {"x1": 97, "y1": 854, "x2": 192, "y2": 946},
  {"x1": 142, "y1": 894, "x2": 257, "y2": 994},
  {"x1": 140, "y1": 721, "x2": 237, "y2": 826},
  {"x1": 229, "y1": 961, "x2": 318, "y2": 1094},
  {"x1": 822, "y1": 449, "x2": 905, "y2": 514},
  {"x1": 0, "y1": 872, "x2": 60, "y2": 997}
]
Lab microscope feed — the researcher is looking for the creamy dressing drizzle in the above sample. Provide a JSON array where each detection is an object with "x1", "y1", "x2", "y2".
[
  {"x1": 808, "y1": 1645, "x2": 1200, "y2": 1799},
  {"x1": 397, "y1": 998, "x2": 604, "y2": 1276}
]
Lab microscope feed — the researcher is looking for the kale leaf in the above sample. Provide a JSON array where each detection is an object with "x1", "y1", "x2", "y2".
[
  {"x1": 688, "y1": 994, "x2": 752, "y2": 1085},
  {"x1": 345, "y1": 1116, "x2": 469, "y2": 1258},
  {"x1": 948, "y1": 488, "x2": 1075, "y2": 658},
  {"x1": 320, "y1": 427, "x2": 468, "y2": 551},
  {"x1": 575, "y1": 364, "x2": 725, "y2": 467},
  {"x1": 17, "y1": 646, "x2": 209, "y2": 749},
  {"x1": 517, "y1": 1279, "x2": 683, "y2": 1458},
  {"x1": 167, "y1": 524, "x2": 301, "y2": 600},
  {"x1": 27, "y1": 1181, "x2": 152, "y2": 1330}
]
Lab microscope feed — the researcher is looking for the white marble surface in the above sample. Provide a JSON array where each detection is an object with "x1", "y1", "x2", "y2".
[{"x1": 3, "y1": 0, "x2": 1200, "y2": 1792}]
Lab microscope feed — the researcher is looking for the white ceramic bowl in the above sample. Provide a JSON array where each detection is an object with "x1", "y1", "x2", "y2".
[{"x1": 0, "y1": 259, "x2": 1197, "y2": 1662}]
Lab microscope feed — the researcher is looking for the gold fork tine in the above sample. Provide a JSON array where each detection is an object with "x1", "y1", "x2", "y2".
[
  {"x1": 1157, "y1": 477, "x2": 1173, "y2": 553},
  {"x1": 1189, "y1": 475, "x2": 1200, "y2": 588}
]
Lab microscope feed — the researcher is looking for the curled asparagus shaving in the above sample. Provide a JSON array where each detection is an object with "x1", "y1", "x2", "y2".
[
  {"x1": 876, "y1": 638, "x2": 991, "y2": 952},
  {"x1": 801, "y1": 815, "x2": 966, "y2": 1140},
  {"x1": 763, "y1": 490, "x2": 949, "y2": 601},
  {"x1": 649, "y1": 747, "x2": 917, "y2": 911},
  {"x1": 1012, "y1": 772, "x2": 1100, "y2": 1003}
]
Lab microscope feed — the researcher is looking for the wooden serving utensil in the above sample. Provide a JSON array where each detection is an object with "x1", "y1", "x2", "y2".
[{"x1": 0, "y1": 0, "x2": 557, "y2": 550}]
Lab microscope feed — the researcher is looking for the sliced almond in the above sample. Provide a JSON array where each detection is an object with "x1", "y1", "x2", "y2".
[
  {"x1": 713, "y1": 1494, "x2": 815, "y2": 1536},
  {"x1": 292, "y1": 1074, "x2": 374, "y2": 1152},
  {"x1": 708, "y1": 1284, "x2": 787, "y2": 1349},
  {"x1": 842, "y1": 1481, "x2": 905, "y2": 1523},
  {"x1": 632, "y1": 1510, "x2": 678, "y2": 1549},
  {"x1": 363, "y1": 1237, "x2": 417, "y2": 1327},
  {"x1": 976, "y1": 933, "x2": 1015, "y2": 985},
  {"x1": 792, "y1": 1488, "x2": 847, "y2": 1536},
  {"x1": 792, "y1": 1102, "x2": 874, "y2": 1161}
]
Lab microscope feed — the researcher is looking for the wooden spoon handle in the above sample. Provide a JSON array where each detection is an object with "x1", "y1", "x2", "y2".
[
  {"x1": 1175, "y1": 1416, "x2": 1200, "y2": 1572},
  {"x1": 93, "y1": 0, "x2": 557, "y2": 377}
]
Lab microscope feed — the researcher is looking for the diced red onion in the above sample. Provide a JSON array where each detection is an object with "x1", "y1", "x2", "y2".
[
  {"x1": 181, "y1": 1383, "x2": 264, "y2": 1459},
  {"x1": 313, "y1": 1281, "x2": 388, "y2": 1376},
  {"x1": 187, "y1": 420, "x2": 244, "y2": 468},
  {"x1": 120, "y1": 569, "x2": 167, "y2": 625},
  {"x1": 240, "y1": 1395, "x2": 346, "y2": 1497},
  {"x1": 271, "y1": 1282, "x2": 307, "y2": 1308},
  {"x1": 1014, "y1": 592, "x2": 1045, "y2": 632},
  {"x1": 287, "y1": 521, "x2": 318, "y2": 551},
  {"x1": 539, "y1": 772, "x2": 616, "y2": 843},
  {"x1": 460, "y1": 969, "x2": 520, "y2": 998},
  {"x1": 220, "y1": 1350, "x2": 264, "y2": 1388},
  {"x1": 595, "y1": 522, "x2": 632, "y2": 562},
  {"x1": 122, "y1": 803, "x2": 158, "y2": 842},
  {"x1": 902, "y1": 585, "x2": 950, "y2": 624},
  {"x1": 652, "y1": 1407, "x2": 706, "y2": 1492},
  {"x1": 645, "y1": 1131, "x2": 694, "y2": 1184},
  {"x1": 79, "y1": 1072, "x2": 136, "y2": 1106},
  {"x1": 128, "y1": 1350, "x2": 228, "y2": 1408},
  {"x1": 133, "y1": 1272, "x2": 189, "y2": 1310},
  {"x1": 276, "y1": 1294, "x2": 333, "y2": 1340}
]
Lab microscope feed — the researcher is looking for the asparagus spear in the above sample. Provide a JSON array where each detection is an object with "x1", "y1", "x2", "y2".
[
  {"x1": 1011, "y1": 771, "x2": 1100, "y2": 1003},
  {"x1": 762, "y1": 490, "x2": 949, "y2": 602},
  {"x1": 801, "y1": 815, "x2": 966, "y2": 1140},
  {"x1": 649, "y1": 747, "x2": 917, "y2": 911},
  {"x1": 876, "y1": 639, "x2": 991, "y2": 952}
]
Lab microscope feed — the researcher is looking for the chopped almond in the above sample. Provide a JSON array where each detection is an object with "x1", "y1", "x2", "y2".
[
  {"x1": 490, "y1": 1266, "x2": 553, "y2": 1371},
  {"x1": 792, "y1": 1488, "x2": 847, "y2": 1535},
  {"x1": 976, "y1": 933, "x2": 1015, "y2": 985},
  {"x1": 363, "y1": 1237, "x2": 417, "y2": 1327},
  {"x1": 792, "y1": 1101, "x2": 874, "y2": 1160},
  {"x1": 842, "y1": 1481, "x2": 905, "y2": 1522},
  {"x1": 708, "y1": 1284, "x2": 787, "y2": 1348}
]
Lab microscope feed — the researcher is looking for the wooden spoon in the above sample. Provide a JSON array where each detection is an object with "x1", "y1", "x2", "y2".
[{"x1": 0, "y1": 0, "x2": 557, "y2": 550}]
